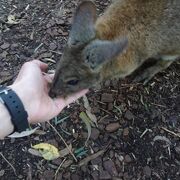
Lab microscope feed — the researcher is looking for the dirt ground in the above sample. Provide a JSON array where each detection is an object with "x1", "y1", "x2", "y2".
[{"x1": 0, "y1": 0, "x2": 180, "y2": 179}]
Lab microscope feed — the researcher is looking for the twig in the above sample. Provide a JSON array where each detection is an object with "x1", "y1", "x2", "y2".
[
  {"x1": 34, "y1": 43, "x2": 43, "y2": 53},
  {"x1": 49, "y1": 50, "x2": 62, "y2": 55},
  {"x1": 47, "y1": 122, "x2": 77, "y2": 162},
  {"x1": 161, "y1": 127, "x2": 180, "y2": 138},
  {"x1": 78, "y1": 149, "x2": 105, "y2": 167},
  {"x1": 0, "y1": 152, "x2": 17, "y2": 175},
  {"x1": 54, "y1": 158, "x2": 66, "y2": 180},
  {"x1": 99, "y1": 107, "x2": 112, "y2": 115},
  {"x1": 150, "y1": 103, "x2": 167, "y2": 108}
]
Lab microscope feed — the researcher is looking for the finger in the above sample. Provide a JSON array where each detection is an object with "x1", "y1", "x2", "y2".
[
  {"x1": 31, "y1": 60, "x2": 48, "y2": 72},
  {"x1": 51, "y1": 89, "x2": 88, "y2": 118},
  {"x1": 48, "y1": 73, "x2": 54, "y2": 80},
  {"x1": 64, "y1": 89, "x2": 89, "y2": 106},
  {"x1": 43, "y1": 73, "x2": 54, "y2": 84}
]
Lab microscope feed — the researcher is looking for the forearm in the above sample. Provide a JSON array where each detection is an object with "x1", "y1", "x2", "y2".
[
  {"x1": 0, "y1": 102, "x2": 14, "y2": 139},
  {"x1": 0, "y1": 83, "x2": 32, "y2": 139}
]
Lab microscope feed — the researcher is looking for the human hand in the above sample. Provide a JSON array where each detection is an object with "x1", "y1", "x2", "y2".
[{"x1": 10, "y1": 60, "x2": 88, "y2": 124}]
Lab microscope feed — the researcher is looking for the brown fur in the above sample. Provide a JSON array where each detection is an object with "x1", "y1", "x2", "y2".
[{"x1": 50, "y1": 0, "x2": 180, "y2": 97}]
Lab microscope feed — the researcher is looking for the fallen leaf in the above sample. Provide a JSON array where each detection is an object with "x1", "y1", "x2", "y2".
[
  {"x1": 6, "y1": 15, "x2": 20, "y2": 24},
  {"x1": 83, "y1": 95, "x2": 98, "y2": 127},
  {"x1": 59, "y1": 144, "x2": 72, "y2": 158},
  {"x1": 32, "y1": 143, "x2": 60, "y2": 160},
  {"x1": 153, "y1": 136, "x2": 171, "y2": 145},
  {"x1": 78, "y1": 150, "x2": 105, "y2": 167},
  {"x1": 79, "y1": 112, "x2": 92, "y2": 146},
  {"x1": 75, "y1": 147, "x2": 88, "y2": 158},
  {"x1": 28, "y1": 148, "x2": 42, "y2": 157},
  {"x1": 43, "y1": 58, "x2": 56, "y2": 64},
  {"x1": 8, "y1": 127, "x2": 39, "y2": 138},
  {"x1": 29, "y1": 144, "x2": 72, "y2": 159}
]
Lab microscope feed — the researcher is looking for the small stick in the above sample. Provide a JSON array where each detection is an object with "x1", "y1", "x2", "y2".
[
  {"x1": 49, "y1": 50, "x2": 62, "y2": 55},
  {"x1": 54, "y1": 158, "x2": 66, "y2": 180},
  {"x1": 161, "y1": 127, "x2": 180, "y2": 138},
  {"x1": 0, "y1": 152, "x2": 17, "y2": 175},
  {"x1": 99, "y1": 108, "x2": 112, "y2": 115},
  {"x1": 47, "y1": 122, "x2": 77, "y2": 162},
  {"x1": 150, "y1": 103, "x2": 167, "y2": 108},
  {"x1": 34, "y1": 43, "x2": 43, "y2": 53}
]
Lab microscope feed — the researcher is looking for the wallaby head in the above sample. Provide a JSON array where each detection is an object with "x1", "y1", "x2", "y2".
[{"x1": 50, "y1": 1, "x2": 128, "y2": 97}]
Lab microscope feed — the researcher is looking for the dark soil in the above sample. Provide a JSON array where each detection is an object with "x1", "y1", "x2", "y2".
[{"x1": 0, "y1": 0, "x2": 180, "y2": 180}]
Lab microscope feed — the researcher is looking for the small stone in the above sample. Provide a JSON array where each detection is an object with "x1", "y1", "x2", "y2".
[
  {"x1": 99, "y1": 170, "x2": 111, "y2": 180},
  {"x1": 91, "y1": 171, "x2": 99, "y2": 180},
  {"x1": 90, "y1": 128, "x2": 100, "y2": 140},
  {"x1": 62, "y1": 31, "x2": 69, "y2": 36},
  {"x1": 108, "y1": 103, "x2": 114, "y2": 110},
  {"x1": 106, "y1": 123, "x2": 120, "y2": 133},
  {"x1": 123, "y1": 127, "x2": 129, "y2": 136},
  {"x1": 0, "y1": 170, "x2": 5, "y2": 177},
  {"x1": 91, "y1": 156, "x2": 102, "y2": 165},
  {"x1": 52, "y1": 158, "x2": 62, "y2": 166},
  {"x1": 124, "y1": 155, "x2": 132, "y2": 163},
  {"x1": 43, "y1": 170, "x2": 54, "y2": 180},
  {"x1": 71, "y1": 174, "x2": 80, "y2": 180},
  {"x1": 67, "y1": 17, "x2": 73, "y2": 24},
  {"x1": 18, "y1": 175, "x2": 23, "y2": 179},
  {"x1": 49, "y1": 43, "x2": 57, "y2": 50},
  {"x1": 143, "y1": 166, "x2": 151, "y2": 177},
  {"x1": 73, "y1": 133, "x2": 79, "y2": 139},
  {"x1": 63, "y1": 171, "x2": 71, "y2": 179},
  {"x1": 0, "y1": 51, "x2": 8, "y2": 58},
  {"x1": 47, "y1": 139, "x2": 58, "y2": 147},
  {"x1": 62, "y1": 160, "x2": 73, "y2": 168},
  {"x1": 103, "y1": 160, "x2": 118, "y2": 176},
  {"x1": 39, "y1": 52, "x2": 52, "y2": 58},
  {"x1": 175, "y1": 146, "x2": 180, "y2": 154},
  {"x1": 56, "y1": 19, "x2": 65, "y2": 25},
  {"x1": 124, "y1": 110, "x2": 134, "y2": 120},
  {"x1": 101, "y1": 93, "x2": 114, "y2": 103},
  {"x1": 0, "y1": 43, "x2": 10, "y2": 49}
]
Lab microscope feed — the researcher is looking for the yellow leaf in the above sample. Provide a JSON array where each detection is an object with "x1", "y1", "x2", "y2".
[{"x1": 32, "y1": 143, "x2": 60, "y2": 160}]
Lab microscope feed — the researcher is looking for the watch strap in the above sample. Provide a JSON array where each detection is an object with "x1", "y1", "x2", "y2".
[{"x1": 0, "y1": 86, "x2": 29, "y2": 132}]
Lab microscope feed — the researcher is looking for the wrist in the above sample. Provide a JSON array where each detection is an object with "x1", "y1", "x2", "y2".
[
  {"x1": 9, "y1": 83, "x2": 34, "y2": 124},
  {"x1": 0, "y1": 102, "x2": 14, "y2": 138}
]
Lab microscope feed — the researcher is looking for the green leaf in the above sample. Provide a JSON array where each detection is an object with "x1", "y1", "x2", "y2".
[{"x1": 79, "y1": 112, "x2": 92, "y2": 146}]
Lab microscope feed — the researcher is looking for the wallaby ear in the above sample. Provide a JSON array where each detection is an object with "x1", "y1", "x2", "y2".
[
  {"x1": 68, "y1": 1, "x2": 97, "y2": 47},
  {"x1": 83, "y1": 38, "x2": 128, "y2": 70}
]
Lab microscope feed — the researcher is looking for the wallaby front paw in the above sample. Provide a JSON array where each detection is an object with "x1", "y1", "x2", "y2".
[{"x1": 133, "y1": 72, "x2": 154, "y2": 85}]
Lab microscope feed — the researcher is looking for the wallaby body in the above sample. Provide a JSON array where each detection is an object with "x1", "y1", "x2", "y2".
[{"x1": 50, "y1": 0, "x2": 180, "y2": 97}]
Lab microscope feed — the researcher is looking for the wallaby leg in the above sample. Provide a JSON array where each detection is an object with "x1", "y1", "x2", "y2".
[{"x1": 134, "y1": 59, "x2": 175, "y2": 85}]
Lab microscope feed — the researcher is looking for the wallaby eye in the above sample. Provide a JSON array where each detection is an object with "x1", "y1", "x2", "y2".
[{"x1": 67, "y1": 79, "x2": 79, "y2": 86}]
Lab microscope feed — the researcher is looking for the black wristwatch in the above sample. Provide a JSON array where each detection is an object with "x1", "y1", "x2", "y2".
[{"x1": 0, "y1": 86, "x2": 29, "y2": 133}]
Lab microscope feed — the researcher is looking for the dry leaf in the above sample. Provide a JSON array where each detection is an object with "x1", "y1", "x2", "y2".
[
  {"x1": 153, "y1": 136, "x2": 171, "y2": 145},
  {"x1": 28, "y1": 148, "x2": 42, "y2": 157},
  {"x1": 7, "y1": 15, "x2": 20, "y2": 24},
  {"x1": 79, "y1": 112, "x2": 92, "y2": 146},
  {"x1": 59, "y1": 144, "x2": 73, "y2": 158},
  {"x1": 32, "y1": 143, "x2": 60, "y2": 160},
  {"x1": 83, "y1": 95, "x2": 98, "y2": 126},
  {"x1": 78, "y1": 149, "x2": 105, "y2": 167},
  {"x1": 8, "y1": 127, "x2": 39, "y2": 138}
]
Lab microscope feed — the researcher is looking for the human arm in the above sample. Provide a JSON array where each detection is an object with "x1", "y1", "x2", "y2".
[{"x1": 0, "y1": 60, "x2": 88, "y2": 139}]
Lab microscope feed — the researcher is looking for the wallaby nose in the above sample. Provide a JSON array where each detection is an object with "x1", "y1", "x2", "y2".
[{"x1": 49, "y1": 88, "x2": 57, "y2": 98}]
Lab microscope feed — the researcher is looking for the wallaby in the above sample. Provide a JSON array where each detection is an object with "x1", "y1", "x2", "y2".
[{"x1": 50, "y1": 0, "x2": 180, "y2": 97}]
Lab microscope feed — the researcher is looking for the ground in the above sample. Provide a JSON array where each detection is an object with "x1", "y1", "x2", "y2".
[{"x1": 0, "y1": 0, "x2": 180, "y2": 180}]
